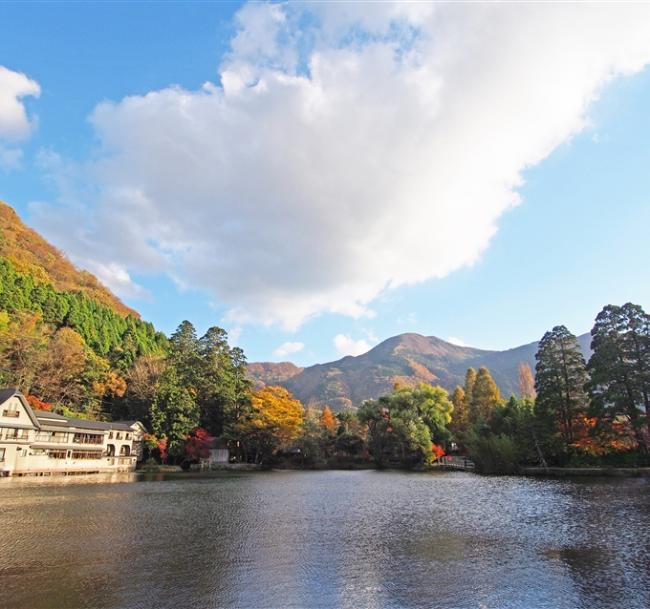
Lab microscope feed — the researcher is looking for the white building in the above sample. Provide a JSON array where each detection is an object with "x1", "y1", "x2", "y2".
[{"x1": 0, "y1": 388, "x2": 146, "y2": 477}]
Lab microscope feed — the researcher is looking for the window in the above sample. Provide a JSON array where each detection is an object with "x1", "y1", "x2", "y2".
[
  {"x1": 73, "y1": 433, "x2": 103, "y2": 445},
  {"x1": 0, "y1": 448, "x2": 5, "y2": 461},
  {"x1": 2, "y1": 428, "x2": 25, "y2": 440},
  {"x1": 71, "y1": 450, "x2": 102, "y2": 460},
  {"x1": 109, "y1": 431, "x2": 113, "y2": 439},
  {"x1": 31, "y1": 448, "x2": 46, "y2": 456},
  {"x1": 48, "y1": 449, "x2": 67, "y2": 459},
  {"x1": 2, "y1": 409, "x2": 20, "y2": 418}
]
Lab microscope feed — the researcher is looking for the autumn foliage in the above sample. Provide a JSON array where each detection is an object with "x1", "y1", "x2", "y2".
[
  {"x1": 185, "y1": 428, "x2": 214, "y2": 461},
  {"x1": 319, "y1": 406, "x2": 337, "y2": 435},
  {"x1": 26, "y1": 394, "x2": 52, "y2": 411},
  {"x1": 233, "y1": 386, "x2": 304, "y2": 463},
  {"x1": 431, "y1": 443, "x2": 445, "y2": 461}
]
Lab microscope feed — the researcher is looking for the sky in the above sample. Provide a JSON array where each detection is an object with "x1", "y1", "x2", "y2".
[{"x1": 1, "y1": 1, "x2": 650, "y2": 366}]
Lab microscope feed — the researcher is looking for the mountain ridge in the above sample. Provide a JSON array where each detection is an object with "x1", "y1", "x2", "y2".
[
  {"x1": 247, "y1": 332, "x2": 592, "y2": 411},
  {"x1": 0, "y1": 201, "x2": 137, "y2": 318}
]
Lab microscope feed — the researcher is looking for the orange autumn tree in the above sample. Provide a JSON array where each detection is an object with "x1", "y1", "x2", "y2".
[
  {"x1": 570, "y1": 415, "x2": 638, "y2": 457},
  {"x1": 235, "y1": 386, "x2": 304, "y2": 464},
  {"x1": 319, "y1": 406, "x2": 337, "y2": 436}
]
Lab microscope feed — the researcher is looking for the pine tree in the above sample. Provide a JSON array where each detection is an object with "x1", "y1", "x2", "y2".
[
  {"x1": 169, "y1": 320, "x2": 201, "y2": 388},
  {"x1": 150, "y1": 368, "x2": 199, "y2": 461},
  {"x1": 534, "y1": 325, "x2": 589, "y2": 454},
  {"x1": 470, "y1": 367, "x2": 501, "y2": 422},
  {"x1": 587, "y1": 303, "x2": 650, "y2": 451}
]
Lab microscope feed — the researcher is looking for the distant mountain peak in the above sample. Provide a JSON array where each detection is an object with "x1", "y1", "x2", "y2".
[{"x1": 247, "y1": 331, "x2": 591, "y2": 411}]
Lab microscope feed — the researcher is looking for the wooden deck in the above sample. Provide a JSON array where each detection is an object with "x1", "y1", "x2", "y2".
[{"x1": 435, "y1": 456, "x2": 476, "y2": 471}]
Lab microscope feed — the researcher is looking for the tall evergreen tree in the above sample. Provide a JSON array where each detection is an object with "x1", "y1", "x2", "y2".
[
  {"x1": 169, "y1": 320, "x2": 201, "y2": 388},
  {"x1": 197, "y1": 326, "x2": 241, "y2": 435},
  {"x1": 534, "y1": 325, "x2": 589, "y2": 454},
  {"x1": 150, "y1": 368, "x2": 200, "y2": 460},
  {"x1": 587, "y1": 303, "x2": 650, "y2": 451}
]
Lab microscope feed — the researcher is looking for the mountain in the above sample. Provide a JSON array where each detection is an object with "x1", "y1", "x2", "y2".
[
  {"x1": 0, "y1": 201, "x2": 137, "y2": 317},
  {"x1": 247, "y1": 332, "x2": 592, "y2": 411},
  {"x1": 246, "y1": 362, "x2": 304, "y2": 386},
  {"x1": 0, "y1": 201, "x2": 165, "y2": 359}
]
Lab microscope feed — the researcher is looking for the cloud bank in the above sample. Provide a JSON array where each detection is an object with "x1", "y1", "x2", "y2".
[
  {"x1": 32, "y1": 3, "x2": 650, "y2": 328},
  {"x1": 273, "y1": 341, "x2": 304, "y2": 358},
  {"x1": 334, "y1": 334, "x2": 372, "y2": 358},
  {"x1": 0, "y1": 66, "x2": 40, "y2": 169}
]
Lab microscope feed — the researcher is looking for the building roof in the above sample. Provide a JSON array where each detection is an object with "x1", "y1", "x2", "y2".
[
  {"x1": 32, "y1": 412, "x2": 136, "y2": 432},
  {"x1": 0, "y1": 388, "x2": 144, "y2": 433},
  {"x1": 0, "y1": 387, "x2": 41, "y2": 429},
  {"x1": 32, "y1": 409, "x2": 67, "y2": 420},
  {"x1": 0, "y1": 387, "x2": 19, "y2": 406}
]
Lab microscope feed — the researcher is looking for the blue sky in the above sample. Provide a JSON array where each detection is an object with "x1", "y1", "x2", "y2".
[{"x1": 1, "y1": 2, "x2": 649, "y2": 365}]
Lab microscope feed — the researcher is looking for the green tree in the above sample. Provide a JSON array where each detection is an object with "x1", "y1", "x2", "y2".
[
  {"x1": 358, "y1": 383, "x2": 453, "y2": 467},
  {"x1": 534, "y1": 325, "x2": 589, "y2": 457},
  {"x1": 150, "y1": 369, "x2": 200, "y2": 461},
  {"x1": 464, "y1": 397, "x2": 537, "y2": 473},
  {"x1": 169, "y1": 320, "x2": 201, "y2": 388},
  {"x1": 587, "y1": 303, "x2": 650, "y2": 451},
  {"x1": 197, "y1": 327, "x2": 252, "y2": 437}
]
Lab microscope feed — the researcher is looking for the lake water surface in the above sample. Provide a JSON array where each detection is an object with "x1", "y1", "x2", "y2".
[{"x1": 0, "y1": 470, "x2": 648, "y2": 609}]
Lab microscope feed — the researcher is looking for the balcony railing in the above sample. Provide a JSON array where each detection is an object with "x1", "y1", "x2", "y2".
[
  {"x1": 73, "y1": 433, "x2": 103, "y2": 445},
  {"x1": 34, "y1": 433, "x2": 69, "y2": 443},
  {"x1": 1, "y1": 430, "x2": 28, "y2": 441}
]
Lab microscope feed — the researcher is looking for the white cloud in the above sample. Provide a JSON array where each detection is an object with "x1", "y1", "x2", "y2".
[
  {"x1": 0, "y1": 66, "x2": 40, "y2": 171},
  {"x1": 228, "y1": 325, "x2": 243, "y2": 346},
  {"x1": 31, "y1": 3, "x2": 650, "y2": 325},
  {"x1": 273, "y1": 341, "x2": 305, "y2": 358},
  {"x1": 84, "y1": 260, "x2": 150, "y2": 300},
  {"x1": 334, "y1": 334, "x2": 372, "y2": 357},
  {"x1": 447, "y1": 337, "x2": 467, "y2": 347},
  {"x1": 0, "y1": 66, "x2": 40, "y2": 141}
]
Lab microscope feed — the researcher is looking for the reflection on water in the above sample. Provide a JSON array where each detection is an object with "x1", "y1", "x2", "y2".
[{"x1": 0, "y1": 471, "x2": 648, "y2": 609}]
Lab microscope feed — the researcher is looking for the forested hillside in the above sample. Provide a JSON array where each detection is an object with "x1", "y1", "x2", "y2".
[
  {"x1": 0, "y1": 201, "x2": 166, "y2": 415},
  {"x1": 0, "y1": 201, "x2": 137, "y2": 316},
  {"x1": 0, "y1": 202, "x2": 252, "y2": 463}
]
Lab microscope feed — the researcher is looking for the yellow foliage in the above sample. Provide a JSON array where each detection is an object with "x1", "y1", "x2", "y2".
[{"x1": 247, "y1": 385, "x2": 304, "y2": 446}]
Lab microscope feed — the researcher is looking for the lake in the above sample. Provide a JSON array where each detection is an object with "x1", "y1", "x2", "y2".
[{"x1": 0, "y1": 470, "x2": 648, "y2": 609}]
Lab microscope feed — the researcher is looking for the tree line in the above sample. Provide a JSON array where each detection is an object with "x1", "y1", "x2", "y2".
[
  {"x1": 451, "y1": 302, "x2": 650, "y2": 472},
  {"x1": 1, "y1": 255, "x2": 647, "y2": 473},
  {"x1": 223, "y1": 301, "x2": 649, "y2": 471}
]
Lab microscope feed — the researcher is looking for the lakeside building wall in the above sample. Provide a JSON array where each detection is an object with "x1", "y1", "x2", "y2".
[{"x1": 0, "y1": 389, "x2": 145, "y2": 477}]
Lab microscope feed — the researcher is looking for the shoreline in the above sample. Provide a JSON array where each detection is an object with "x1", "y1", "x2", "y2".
[{"x1": 520, "y1": 466, "x2": 650, "y2": 478}]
